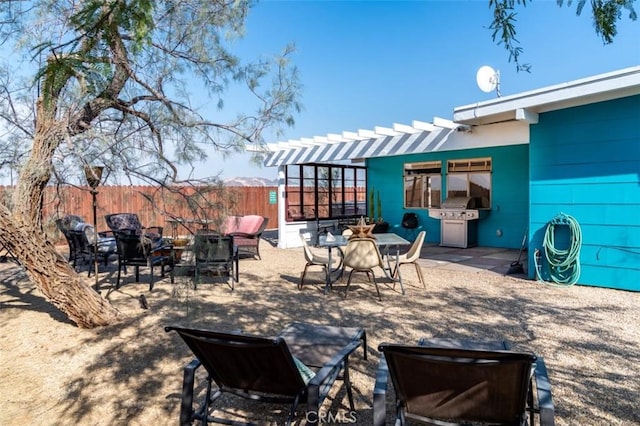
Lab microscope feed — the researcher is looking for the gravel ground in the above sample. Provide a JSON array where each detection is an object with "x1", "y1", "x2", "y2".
[{"x1": 0, "y1": 239, "x2": 638, "y2": 425}]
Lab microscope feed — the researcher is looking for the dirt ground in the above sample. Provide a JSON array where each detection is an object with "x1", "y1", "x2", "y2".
[{"x1": 1, "y1": 239, "x2": 639, "y2": 425}]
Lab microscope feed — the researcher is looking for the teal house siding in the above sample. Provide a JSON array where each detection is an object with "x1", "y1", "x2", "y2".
[
  {"x1": 367, "y1": 144, "x2": 529, "y2": 249},
  {"x1": 528, "y1": 95, "x2": 640, "y2": 291}
]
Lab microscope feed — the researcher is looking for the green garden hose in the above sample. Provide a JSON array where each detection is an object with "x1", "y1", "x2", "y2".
[{"x1": 535, "y1": 212, "x2": 582, "y2": 286}]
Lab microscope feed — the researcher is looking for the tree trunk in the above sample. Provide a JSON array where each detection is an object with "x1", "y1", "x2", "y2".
[{"x1": 0, "y1": 206, "x2": 121, "y2": 328}]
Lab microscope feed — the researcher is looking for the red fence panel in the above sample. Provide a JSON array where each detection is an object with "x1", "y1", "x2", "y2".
[{"x1": 1, "y1": 185, "x2": 279, "y2": 241}]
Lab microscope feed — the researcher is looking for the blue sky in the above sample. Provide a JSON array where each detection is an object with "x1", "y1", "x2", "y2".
[{"x1": 207, "y1": 0, "x2": 640, "y2": 180}]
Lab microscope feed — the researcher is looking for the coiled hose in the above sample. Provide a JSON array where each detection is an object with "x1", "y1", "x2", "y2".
[{"x1": 535, "y1": 212, "x2": 582, "y2": 286}]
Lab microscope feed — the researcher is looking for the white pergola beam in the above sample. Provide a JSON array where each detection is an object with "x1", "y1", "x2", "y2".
[
  {"x1": 358, "y1": 129, "x2": 377, "y2": 138},
  {"x1": 433, "y1": 116, "x2": 457, "y2": 129},
  {"x1": 374, "y1": 126, "x2": 401, "y2": 136},
  {"x1": 411, "y1": 120, "x2": 436, "y2": 132},
  {"x1": 393, "y1": 123, "x2": 421, "y2": 134},
  {"x1": 342, "y1": 131, "x2": 367, "y2": 140},
  {"x1": 326, "y1": 133, "x2": 344, "y2": 142}
]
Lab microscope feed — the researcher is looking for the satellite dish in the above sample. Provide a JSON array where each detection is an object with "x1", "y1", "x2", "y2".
[{"x1": 476, "y1": 65, "x2": 501, "y2": 96}]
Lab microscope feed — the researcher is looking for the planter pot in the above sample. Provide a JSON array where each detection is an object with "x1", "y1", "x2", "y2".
[{"x1": 372, "y1": 222, "x2": 389, "y2": 234}]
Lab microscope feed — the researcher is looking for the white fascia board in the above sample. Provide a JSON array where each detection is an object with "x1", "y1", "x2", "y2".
[{"x1": 454, "y1": 66, "x2": 640, "y2": 125}]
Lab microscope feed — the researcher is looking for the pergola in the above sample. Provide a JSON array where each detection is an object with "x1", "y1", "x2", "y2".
[
  {"x1": 259, "y1": 117, "x2": 463, "y2": 167},
  {"x1": 251, "y1": 117, "x2": 468, "y2": 248}
]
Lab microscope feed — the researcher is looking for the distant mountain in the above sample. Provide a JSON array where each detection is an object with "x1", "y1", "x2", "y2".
[{"x1": 223, "y1": 176, "x2": 278, "y2": 187}]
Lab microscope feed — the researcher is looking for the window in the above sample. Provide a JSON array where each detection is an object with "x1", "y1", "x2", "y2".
[
  {"x1": 446, "y1": 158, "x2": 492, "y2": 209},
  {"x1": 403, "y1": 161, "x2": 442, "y2": 208},
  {"x1": 285, "y1": 164, "x2": 367, "y2": 221}
]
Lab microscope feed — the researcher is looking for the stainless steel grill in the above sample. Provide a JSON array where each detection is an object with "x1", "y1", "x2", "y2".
[{"x1": 428, "y1": 196, "x2": 482, "y2": 248}]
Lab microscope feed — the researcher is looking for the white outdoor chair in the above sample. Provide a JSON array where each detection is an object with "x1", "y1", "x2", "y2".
[
  {"x1": 391, "y1": 230, "x2": 426, "y2": 289},
  {"x1": 342, "y1": 237, "x2": 385, "y2": 300},
  {"x1": 299, "y1": 234, "x2": 338, "y2": 290}
]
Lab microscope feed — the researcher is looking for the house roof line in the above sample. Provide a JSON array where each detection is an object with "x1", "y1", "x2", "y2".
[
  {"x1": 255, "y1": 66, "x2": 640, "y2": 166},
  {"x1": 453, "y1": 66, "x2": 640, "y2": 125}
]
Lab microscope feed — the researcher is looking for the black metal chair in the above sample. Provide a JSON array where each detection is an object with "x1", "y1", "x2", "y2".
[
  {"x1": 192, "y1": 233, "x2": 239, "y2": 290},
  {"x1": 374, "y1": 342, "x2": 555, "y2": 426},
  {"x1": 57, "y1": 215, "x2": 117, "y2": 275},
  {"x1": 56, "y1": 215, "x2": 87, "y2": 267},
  {"x1": 113, "y1": 231, "x2": 169, "y2": 291},
  {"x1": 165, "y1": 323, "x2": 365, "y2": 425},
  {"x1": 105, "y1": 213, "x2": 163, "y2": 242}
]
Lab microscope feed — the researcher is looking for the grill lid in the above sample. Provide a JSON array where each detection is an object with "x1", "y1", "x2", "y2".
[{"x1": 441, "y1": 196, "x2": 475, "y2": 209}]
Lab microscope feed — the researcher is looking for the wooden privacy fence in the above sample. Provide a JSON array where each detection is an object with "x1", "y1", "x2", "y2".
[{"x1": 1, "y1": 185, "x2": 279, "y2": 240}]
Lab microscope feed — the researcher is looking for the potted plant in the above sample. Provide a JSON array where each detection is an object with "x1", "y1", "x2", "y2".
[{"x1": 368, "y1": 188, "x2": 389, "y2": 233}]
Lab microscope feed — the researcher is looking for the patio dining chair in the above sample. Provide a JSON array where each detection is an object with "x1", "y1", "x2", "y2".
[
  {"x1": 391, "y1": 230, "x2": 426, "y2": 289},
  {"x1": 342, "y1": 237, "x2": 386, "y2": 300},
  {"x1": 165, "y1": 323, "x2": 366, "y2": 425},
  {"x1": 373, "y1": 342, "x2": 555, "y2": 426},
  {"x1": 299, "y1": 234, "x2": 339, "y2": 290}
]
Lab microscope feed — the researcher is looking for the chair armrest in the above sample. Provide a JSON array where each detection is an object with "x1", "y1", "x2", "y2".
[
  {"x1": 307, "y1": 340, "x2": 361, "y2": 412},
  {"x1": 143, "y1": 226, "x2": 164, "y2": 239},
  {"x1": 228, "y1": 231, "x2": 258, "y2": 238},
  {"x1": 534, "y1": 357, "x2": 555, "y2": 426},
  {"x1": 98, "y1": 230, "x2": 115, "y2": 238},
  {"x1": 373, "y1": 353, "x2": 389, "y2": 426},
  {"x1": 180, "y1": 359, "x2": 202, "y2": 426}
]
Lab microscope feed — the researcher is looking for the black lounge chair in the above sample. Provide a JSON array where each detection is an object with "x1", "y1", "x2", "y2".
[
  {"x1": 374, "y1": 340, "x2": 555, "y2": 426},
  {"x1": 165, "y1": 323, "x2": 366, "y2": 425}
]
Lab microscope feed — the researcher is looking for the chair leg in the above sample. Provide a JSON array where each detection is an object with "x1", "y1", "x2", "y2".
[
  {"x1": 149, "y1": 265, "x2": 154, "y2": 292},
  {"x1": 370, "y1": 270, "x2": 382, "y2": 301},
  {"x1": 116, "y1": 263, "x2": 122, "y2": 289},
  {"x1": 343, "y1": 357, "x2": 355, "y2": 410},
  {"x1": 299, "y1": 263, "x2": 310, "y2": 290},
  {"x1": 179, "y1": 360, "x2": 199, "y2": 426},
  {"x1": 414, "y1": 262, "x2": 426, "y2": 289},
  {"x1": 344, "y1": 270, "x2": 356, "y2": 299}
]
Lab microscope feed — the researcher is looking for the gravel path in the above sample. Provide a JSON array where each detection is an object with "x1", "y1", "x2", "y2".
[{"x1": 1, "y1": 240, "x2": 638, "y2": 425}]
